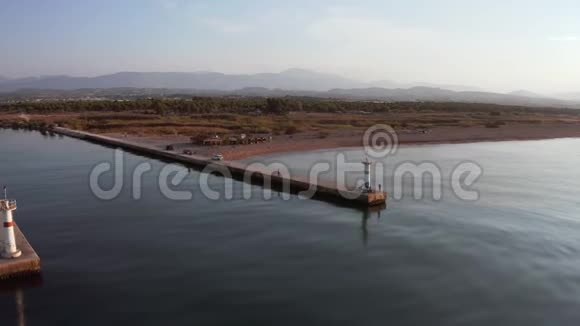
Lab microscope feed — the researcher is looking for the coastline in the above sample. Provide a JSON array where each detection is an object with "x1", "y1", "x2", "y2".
[{"x1": 108, "y1": 123, "x2": 580, "y2": 161}]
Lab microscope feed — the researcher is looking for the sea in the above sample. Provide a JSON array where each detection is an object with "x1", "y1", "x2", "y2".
[{"x1": 1, "y1": 128, "x2": 580, "y2": 325}]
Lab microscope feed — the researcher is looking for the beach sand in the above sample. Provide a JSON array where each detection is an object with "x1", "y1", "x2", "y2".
[{"x1": 108, "y1": 123, "x2": 580, "y2": 160}]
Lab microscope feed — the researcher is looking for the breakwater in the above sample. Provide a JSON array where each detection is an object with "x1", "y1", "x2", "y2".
[{"x1": 53, "y1": 128, "x2": 387, "y2": 208}]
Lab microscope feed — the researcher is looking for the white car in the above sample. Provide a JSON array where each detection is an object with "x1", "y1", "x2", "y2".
[{"x1": 212, "y1": 154, "x2": 224, "y2": 161}]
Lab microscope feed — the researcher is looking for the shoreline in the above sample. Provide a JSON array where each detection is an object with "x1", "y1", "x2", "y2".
[
  {"x1": 241, "y1": 134, "x2": 580, "y2": 161},
  {"x1": 109, "y1": 123, "x2": 580, "y2": 161}
]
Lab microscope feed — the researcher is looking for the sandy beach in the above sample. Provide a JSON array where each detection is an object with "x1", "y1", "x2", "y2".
[{"x1": 108, "y1": 122, "x2": 580, "y2": 160}]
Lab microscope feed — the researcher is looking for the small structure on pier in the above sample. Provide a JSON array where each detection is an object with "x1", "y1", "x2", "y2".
[
  {"x1": 0, "y1": 192, "x2": 41, "y2": 281},
  {"x1": 360, "y1": 157, "x2": 387, "y2": 206},
  {"x1": 362, "y1": 157, "x2": 373, "y2": 193},
  {"x1": 1, "y1": 198, "x2": 20, "y2": 258}
]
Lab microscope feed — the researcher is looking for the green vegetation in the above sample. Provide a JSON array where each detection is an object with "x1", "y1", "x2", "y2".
[
  {"x1": 1, "y1": 97, "x2": 579, "y2": 137},
  {"x1": 3, "y1": 97, "x2": 580, "y2": 116}
]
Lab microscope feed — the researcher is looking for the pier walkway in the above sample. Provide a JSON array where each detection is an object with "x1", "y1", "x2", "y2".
[{"x1": 53, "y1": 128, "x2": 387, "y2": 208}]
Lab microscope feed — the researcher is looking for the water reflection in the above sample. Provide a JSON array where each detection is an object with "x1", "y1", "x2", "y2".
[
  {"x1": 361, "y1": 204, "x2": 386, "y2": 246},
  {"x1": 0, "y1": 276, "x2": 42, "y2": 326},
  {"x1": 15, "y1": 289, "x2": 26, "y2": 326}
]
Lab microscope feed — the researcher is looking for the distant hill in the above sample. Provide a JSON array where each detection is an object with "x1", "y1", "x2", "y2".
[
  {"x1": 555, "y1": 92, "x2": 580, "y2": 101},
  {"x1": 0, "y1": 69, "x2": 579, "y2": 109},
  {"x1": 508, "y1": 90, "x2": 547, "y2": 98},
  {"x1": 321, "y1": 87, "x2": 579, "y2": 108},
  {"x1": 0, "y1": 69, "x2": 486, "y2": 93},
  {"x1": 0, "y1": 69, "x2": 362, "y2": 92},
  {"x1": 372, "y1": 80, "x2": 482, "y2": 92}
]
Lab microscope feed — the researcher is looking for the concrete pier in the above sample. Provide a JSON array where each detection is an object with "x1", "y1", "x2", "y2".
[
  {"x1": 53, "y1": 127, "x2": 388, "y2": 208},
  {"x1": 0, "y1": 224, "x2": 41, "y2": 280}
]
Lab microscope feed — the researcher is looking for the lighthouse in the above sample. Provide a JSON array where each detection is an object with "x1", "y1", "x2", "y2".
[
  {"x1": 0, "y1": 198, "x2": 21, "y2": 259},
  {"x1": 362, "y1": 157, "x2": 372, "y2": 193}
]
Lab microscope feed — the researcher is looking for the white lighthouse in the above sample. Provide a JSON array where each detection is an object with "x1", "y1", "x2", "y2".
[
  {"x1": 0, "y1": 198, "x2": 21, "y2": 259},
  {"x1": 362, "y1": 157, "x2": 372, "y2": 193}
]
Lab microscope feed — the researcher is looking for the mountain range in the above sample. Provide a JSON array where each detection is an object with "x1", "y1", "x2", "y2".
[
  {"x1": 0, "y1": 69, "x2": 578, "y2": 108},
  {"x1": 0, "y1": 69, "x2": 361, "y2": 92}
]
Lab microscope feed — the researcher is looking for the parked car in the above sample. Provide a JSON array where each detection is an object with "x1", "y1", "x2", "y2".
[{"x1": 212, "y1": 154, "x2": 224, "y2": 161}]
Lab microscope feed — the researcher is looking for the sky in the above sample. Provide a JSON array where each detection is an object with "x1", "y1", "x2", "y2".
[{"x1": 1, "y1": 0, "x2": 580, "y2": 93}]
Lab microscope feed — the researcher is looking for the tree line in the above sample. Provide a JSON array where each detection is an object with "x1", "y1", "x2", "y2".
[{"x1": 0, "y1": 97, "x2": 573, "y2": 116}]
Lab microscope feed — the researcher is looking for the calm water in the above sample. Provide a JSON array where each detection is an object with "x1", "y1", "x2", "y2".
[{"x1": 1, "y1": 129, "x2": 580, "y2": 325}]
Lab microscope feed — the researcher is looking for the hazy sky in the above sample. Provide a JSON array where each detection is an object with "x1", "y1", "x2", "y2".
[{"x1": 1, "y1": 0, "x2": 579, "y2": 93}]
